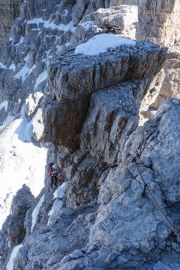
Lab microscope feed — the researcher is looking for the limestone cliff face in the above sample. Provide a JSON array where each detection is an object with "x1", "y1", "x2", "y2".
[
  {"x1": 136, "y1": 0, "x2": 180, "y2": 118},
  {"x1": 0, "y1": 0, "x2": 23, "y2": 46},
  {"x1": 137, "y1": 0, "x2": 180, "y2": 47},
  {"x1": 0, "y1": 1, "x2": 179, "y2": 270},
  {"x1": 93, "y1": 0, "x2": 180, "y2": 120},
  {"x1": 45, "y1": 43, "x2": 166, "y2": 151},
  {"x1": 111, "y1": 0, "x2": 180, "y2": 46}
]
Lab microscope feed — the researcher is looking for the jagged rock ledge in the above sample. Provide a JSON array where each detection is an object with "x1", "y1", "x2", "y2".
[{"x1": 44, "y1": 41, "x2": 167, "y2": 151}]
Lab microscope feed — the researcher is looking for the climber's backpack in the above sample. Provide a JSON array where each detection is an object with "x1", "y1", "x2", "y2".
[{"x1": 49, "y1": 162, "x2": 54, "y2": 169}]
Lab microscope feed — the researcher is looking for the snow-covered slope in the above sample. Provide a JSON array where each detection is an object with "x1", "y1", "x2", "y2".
[{"x1": 0, "y1": 107, "x2": 47, "y2": 228}]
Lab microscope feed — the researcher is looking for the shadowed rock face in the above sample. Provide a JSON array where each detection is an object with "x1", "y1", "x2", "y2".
[
  {"x1": 0, "y1": 185, "x2": 34, "y2": 269},
  {"x1": 0, "y1": 0, "x2": 23, "y2": 46},
  {"x1": 44, "y1": 42, "x2": 167, "y2": 151},
  {"x1": 7, "y1": 185, "x2": 35, "y2": 247}
]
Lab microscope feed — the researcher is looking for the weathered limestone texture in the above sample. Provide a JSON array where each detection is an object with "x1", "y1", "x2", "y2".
[
  {"x1": 4, "y1": 100, "x2": 179, "y2": 270},
  {"x1": 93, "y1": 0, "x2": 180, "y2": 124},
  {"x1": 44, "y1": 42, "x2": 166, "y2": 150},
  {"x1": 80, "y1": 80, "x2": 150, "y2": 165},
  {"x1": 94, "y1": 5, "x2": 138, "y2": 38},
  {"x1": 0, "y1": 0, "x2": 23, "y2": 46},
  {"x1": 111, "y1": 0, "x2": 180, "y2": 46},
  {"x1": 123, "y1": 99, "x2": 180, "y2": 206},
  {"x1": 140, "y1": 46, "x2": 180, "y2": 122},
  {"x1": 0, "y1": 185, "x2": 34, "y2": 269},
  {"x1": 137, "y1": 0, "x2": 180, "y2": 47}
]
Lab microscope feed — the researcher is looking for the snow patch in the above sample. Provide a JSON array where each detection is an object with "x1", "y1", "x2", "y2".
[
  {"x1": 27, "y1": 18, "x2": 46, "y2": 25},
  {"x1": 48, "y1": 182, "x2": 67, "y2": 225},
  {"x1": 48, "y1": 199, "x2": 63, "y2": 225},
  {"x1": 53, "y1": 182, "x2": 67, "y2": 199},
  {"x1": 34, "y1": 70, "x2": 48, "y2": 89},
  {"x1": 25, "y1": 92, "x2": 44, "y2": 115},
  {"x1": 0, "y1": 63, "x2": 7, "y2": 69},
  {"x1": 0, "y1": 110, "x2": 47, "y2": 228},
  {"x1": 0, "y1": 100, "x2": 8, "y2": 111},
  {"x1": 44, "y1": 20, "x2": 75, "y2": 32},
  {"x1": 8, "y1": 63, "x2": 16, "y2": 71},
  {"x1": 75, "y1": 33, "x2": 136, "y2": 56},
  {"x1": 14, "y1": 65, "x2": 29, "y2": 82},
  {"x1": 15, "y1": 105, "x2": 33, "y2": 142},
  {"x1": 31, "y1": 195, "x2": 45, "y2": 231},
  {"x1": 27, "y1": 18, "x2": 75, "y2": 32},
  {"x1": 79, "y1": 21, "x2": 94, "y2": 31},
  {"x1": 6, "y1": 244, "x2": 23, "y2": 270}
]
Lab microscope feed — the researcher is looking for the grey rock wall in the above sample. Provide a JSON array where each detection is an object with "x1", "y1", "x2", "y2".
[
  {"x1": 6, "y1": 100, "x2": 180, "y2": 270},
  {"x1": 44, "y1": 42, "x2": 166, "y2": 150},
  {"x1": 140, "y1": 46, "x2": 180, "y2": 121},
  {"x1": 108, "y1": 1, "x2": 180, "y2": 123},
  {"x1": 111, "y1": 0, "x2": 180, "y2": 46},
  {"x1": 0, "y1": 185, "x2": 34, "y2": 269},
  {"x1": 80, "y1": 79, "x2": 153, "y2": 165},
  {"x1": 94, "y1": 5, "x2": 138, "y2": 39},
  {"x1": 0, "y1": 0, "x2": 23, "y2": 46}
]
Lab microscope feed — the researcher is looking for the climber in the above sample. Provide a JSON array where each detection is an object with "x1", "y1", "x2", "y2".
[{"x1": 49, "y1": 163, "x2": 63, "y2": 188}]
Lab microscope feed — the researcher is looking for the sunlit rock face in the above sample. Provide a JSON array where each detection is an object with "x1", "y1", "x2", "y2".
[
  {"x1": 140, "y1": 46, "x2": 180, "y2": 122},
  {"x1": 111, "y1": 0, "x2": 180, "y2": 122},
  {"x1": 111, "y1": 0, "x2": 180, "y2": 47},
  {"x1": 94, "y1": 5, "x2": 138, "y2": 39}
]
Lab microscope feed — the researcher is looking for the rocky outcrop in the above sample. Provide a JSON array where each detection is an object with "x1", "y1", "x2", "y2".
[
  {"x1": 5, "y1": 99, "x2": 179, "y2": 270},
  {"x1": 80, "y1": 80, "x2": 152, "y2": 165},
  {"x1": 0, "y1": 0, "x2": 23, "y2": 46},
  {"x1": 111, "y1": 0, "x2": 180, "y2": 46},
  {"x1": 44, "y1": 42, "x2": 166, "y2": 150},
  {"x1": 0, "y1": 0, "x2": 178, "y2": 130},
  {"x1": 137, "y1": 0, "x2": 180, "y2": 47},
  {"x1": 140, "y1": 46, "x2": 180, "y2": 121},
  {"x1": 94, "y1": 5, "x2": 138, "y2": 39},
  {"x1": 0, "y1": 185, "x2": 34, "y2": 269},
  {"x1": 95, "y1": 0, "x2": 180, "y2": 121},
  {"x1": 137, "y1": 0, "x2": 180, "y2": 120},
  {"x1": 123, "y1": 99, "x2": 180, "y2": 205}
]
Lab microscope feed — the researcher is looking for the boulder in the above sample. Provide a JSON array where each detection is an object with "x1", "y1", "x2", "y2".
[{"x1": 94, "y1": 5, "x2": 138, "y2": 38}]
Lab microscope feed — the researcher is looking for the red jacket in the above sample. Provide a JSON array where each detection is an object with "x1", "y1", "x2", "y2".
[{"x1": 49, "y1": 167, "x2": 63, "y2": 178}]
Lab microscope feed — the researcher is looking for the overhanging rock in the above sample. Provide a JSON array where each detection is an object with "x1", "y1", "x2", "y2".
[{"x1": 44, "y1": 41, "x2": 167, "y2": 151}]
